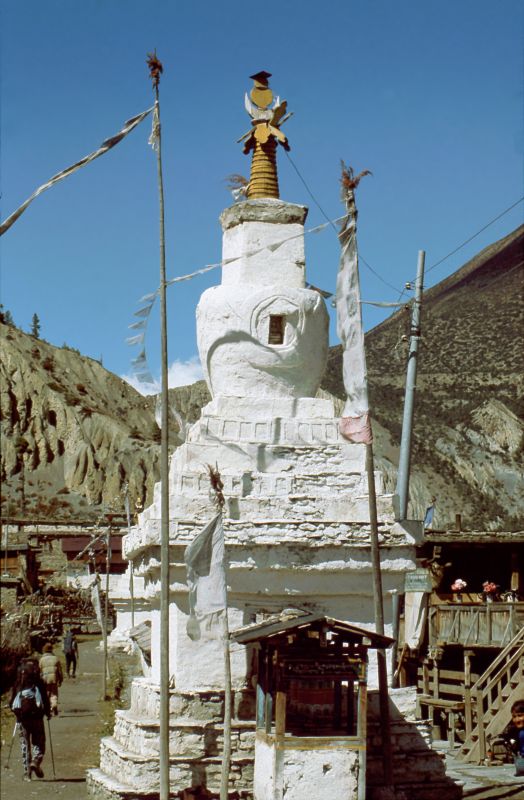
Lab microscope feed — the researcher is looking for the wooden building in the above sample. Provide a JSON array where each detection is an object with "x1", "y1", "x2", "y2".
[{"x1": 399, "y1": 528, "x2": 524, "y2": 764}]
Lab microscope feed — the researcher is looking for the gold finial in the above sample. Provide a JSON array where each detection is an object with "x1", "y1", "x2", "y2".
[{"x1": 238, "y1": 71, "x2": 291, "y2": 199}]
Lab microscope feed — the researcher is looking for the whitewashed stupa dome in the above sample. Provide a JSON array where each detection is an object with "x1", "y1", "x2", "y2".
[{"x1": 197, "y1": 198, "x2": 329, "y2": 399}]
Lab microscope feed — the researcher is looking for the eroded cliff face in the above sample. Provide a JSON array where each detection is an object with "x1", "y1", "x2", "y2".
[
  {"x1": 0, "y1": 324, "x2": 168, "y2": 520},
  {"x1": 324, "y1": 225, "x2": 524, "y2": 530}
]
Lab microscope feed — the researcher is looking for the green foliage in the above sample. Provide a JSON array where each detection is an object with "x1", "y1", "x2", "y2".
[
  {"x1": 0, "y1": 304, "x2": 15, "y2": 327},
  {"x1": 62, "y1": 342, "x2": 81, "y2": 355},
  {"x1": 30, "y1": 313, "x2": 41, "y2": 338}
]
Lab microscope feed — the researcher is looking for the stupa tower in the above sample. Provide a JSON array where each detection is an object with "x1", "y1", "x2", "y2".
[
  {"x1": 241, "y1": 70, "x2": 290, "y2": 199},
  {"x1": 88, "y1": 73, "x2": 418, "y2": 800}
]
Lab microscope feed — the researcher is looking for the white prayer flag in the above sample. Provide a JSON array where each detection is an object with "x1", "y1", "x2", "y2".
[
  {"x1": 1, "y1": 106, "x2": 153, "y2": 236},
  {"x1": 336, "y1": 187, "x2": 373, "y2": 444},
  {"x1": 184, "y1": 514, "x2": 227, "y2": 641},
  {"x1": 90, "y1": 575, "x2": 104, "y2": 632}
]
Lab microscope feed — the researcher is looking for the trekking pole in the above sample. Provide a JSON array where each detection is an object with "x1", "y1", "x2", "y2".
[
  {"x1": 46, "y1": 718, "x2": 56, "y2": 778},
  {"x1": 4, "y1": 721, "x2": 18, "y2": 769}
]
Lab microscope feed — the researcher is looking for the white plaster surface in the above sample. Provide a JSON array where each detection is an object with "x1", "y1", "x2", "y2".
[
  {"x1": 197, "y1": 200, "x2": 328, "y2": 399},
  {"x1": 93, "y1": 198, "x2": 418, "y2": 799},
  {"x1": 254, "y1": 736, "x2": 359, "y2": 800}
]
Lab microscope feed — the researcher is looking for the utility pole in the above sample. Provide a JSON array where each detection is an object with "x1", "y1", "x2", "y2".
[
  {"x1": 396, "y1": 251, "x2": 425, "y2": 520},
  {"x1": 147, "y1": 51, "x2": 170, "y2": 800}
]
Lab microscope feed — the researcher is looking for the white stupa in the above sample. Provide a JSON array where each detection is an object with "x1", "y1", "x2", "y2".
[{"x1": 88, "y1": 72, "x2": 418, "y2": 800}]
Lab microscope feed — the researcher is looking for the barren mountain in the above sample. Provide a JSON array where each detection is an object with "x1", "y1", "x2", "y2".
[
  {"x1": 0, "y1": 326, "x2": 170, "y2": 521},
  {"x1": 325, "y1": 224, "x2": 524, "y2": 530},
  {"x1": 1, "y1": 225, "x2": 522, "y2": 529}
]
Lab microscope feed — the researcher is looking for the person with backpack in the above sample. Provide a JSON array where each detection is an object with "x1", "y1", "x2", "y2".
[
  {"x1": 63, "y1": 627, "x2": 79, "y2": 677},
  {"x1": 39, "y1": 642, "x2": 63, "y2": 715},
  {"x1": 10, "y1": 657, "x2": 51, "y2": 781}
]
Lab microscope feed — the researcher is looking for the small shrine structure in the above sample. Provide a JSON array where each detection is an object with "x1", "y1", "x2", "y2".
[{"x1": 232, "y1": 613, "x2": 393, "y2": 800}]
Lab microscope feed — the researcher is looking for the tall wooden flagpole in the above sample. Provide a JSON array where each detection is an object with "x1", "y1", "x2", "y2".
[
  {"x1": 147, "y1": 51, "x2": 170, "y2": 800},
  {"x1": 337, "y1": 163, "x2": 393, "y2": 789},
  {"x1": 206, "y1": 466, "x2": 232, "y2": 800}
]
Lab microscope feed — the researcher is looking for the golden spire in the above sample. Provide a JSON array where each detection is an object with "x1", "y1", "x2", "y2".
[{"x1": 238, "y1": 71, "x2": 291, "y2": 199}]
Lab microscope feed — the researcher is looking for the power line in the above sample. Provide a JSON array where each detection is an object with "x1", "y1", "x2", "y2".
[
  {"x1": 286, "y1": 149, "x2": 523, "y2": 297},
  {"x1": 284, "y1": 151, "x2": 403, "y2": 294},
  {"x1": 284, "y1": 151, "x2": 338, "y2": 233},
  {"x1": 425, "y1": 196, "x2": 524, "y2": 276}
]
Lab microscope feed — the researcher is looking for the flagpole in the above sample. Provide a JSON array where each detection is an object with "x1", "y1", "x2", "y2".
[
  {"x1": 220, "y1": 543, "x2": 232, "y2": 800},
  {"x1": 147, "y1": 52, "x2": 170, "y2": 800},
  {"x1": 103, "y1": 515, "x2": 112, "y2": 699},
  {"x1": 124, "y1": 485, "x2": 135, "y2": 629},
  {"x1": 337, "y1": 163, "x2": 393, "y2": 789},
  {"x1": 206, "y1": 466, "x2": 232, "y2": 800}
]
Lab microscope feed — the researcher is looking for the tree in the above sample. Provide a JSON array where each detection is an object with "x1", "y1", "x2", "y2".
[
  {"x1": 0, "y1": 304, "x2": 15, "y2": 326},
  {"x1": 30, "y1": 313, "x2": 41, "y2": 338}
]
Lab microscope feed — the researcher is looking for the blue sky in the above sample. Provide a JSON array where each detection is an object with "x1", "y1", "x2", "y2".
[{"x1": 1, "y1": 0, "x2": 522, "y2": 391}]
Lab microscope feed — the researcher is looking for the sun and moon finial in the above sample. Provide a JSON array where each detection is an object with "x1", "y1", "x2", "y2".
[{"x1": 237, "y1": 71, "x2": 292, "y2": 200}]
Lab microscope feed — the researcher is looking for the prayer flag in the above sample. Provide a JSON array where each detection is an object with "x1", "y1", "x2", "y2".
[
  {"x1": 184, "y1": 514, "x2": 227, "y2": 641},
  {"x1": 1, "y1": 106, "x2": 153, "y2": 236},
  {"x1": 90, "y1": 575, "x2": 104, "y2": 632},
  {"x1": 336, "y1": 187, "x2": 372, "y2": 444}
]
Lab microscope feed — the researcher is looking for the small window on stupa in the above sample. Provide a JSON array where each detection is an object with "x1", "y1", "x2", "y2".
[{"x1": 268, "y1": 315, "x2": 285, "y2": 345}]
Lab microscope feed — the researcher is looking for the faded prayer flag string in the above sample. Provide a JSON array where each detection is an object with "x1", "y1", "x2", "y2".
[{"x1": 0, "y1": 107, "x2": 154, "y2": 236}]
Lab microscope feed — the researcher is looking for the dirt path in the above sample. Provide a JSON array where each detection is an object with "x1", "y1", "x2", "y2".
[{"x1": 1, "y1": 636, "x2": 109, "y2": 800}]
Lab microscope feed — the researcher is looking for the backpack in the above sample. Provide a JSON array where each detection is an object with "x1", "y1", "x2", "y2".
[
  {"x1": 12, "y1": 659, "x2": 44, "y2": 719},
  {"x1": 63, "y1": 632, "x2": 76, "y2": 654},
  {"x1": 14, "y1": 687, "x2": 42, "y2": 718}
]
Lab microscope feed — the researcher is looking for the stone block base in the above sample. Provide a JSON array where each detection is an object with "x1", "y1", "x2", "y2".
[{"x1": 87, "y1": 681, "x2": 255, "y2": 800}]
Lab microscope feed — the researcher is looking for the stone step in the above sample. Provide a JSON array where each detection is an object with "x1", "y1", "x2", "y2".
[
  {"x1": 87, "y1": 767, "x2": 253, "y2": 800},
  {"x1": 112, "y1": 709, "x2": 255, "y2": 759},
  {"x1": 128, "y1": 680, "x2": 255, "y2": 723},
  {"x1": 99, "y1": 735, "x2": 254, "y2": 794}
]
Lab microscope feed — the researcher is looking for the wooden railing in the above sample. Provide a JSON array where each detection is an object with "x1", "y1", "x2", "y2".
[
  {"x1": 458, "y1": 626, "x2": 524, "y2": 763},
  {"x1": 428, "y1": 602, "x2": 524, "y2": 648},
  {"x1": 416, "y1": 665, "x2": 479, "y2": 746}
]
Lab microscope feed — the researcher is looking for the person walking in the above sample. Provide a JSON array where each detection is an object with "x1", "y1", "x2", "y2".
[
  {"x1": 10, "y1": 657, "x2": 51, "y2": 781},
  {"x1": 63, "y1": 626, "x2": 79, "y2": 677},
  {"x1": 39, "y1": 642, "x2": 63, "y2": 715}
]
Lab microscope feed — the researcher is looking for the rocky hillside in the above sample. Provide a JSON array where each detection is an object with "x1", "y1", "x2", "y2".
[
  {"x1": 325, "y1": 224, "x2": 524, "y2": 530},
  {"x1": 1, "y1": 225, "x2": 522, "y2": 530},
  {"x1": 0, "y1": 326, "x2": 177, "y2": 521}
]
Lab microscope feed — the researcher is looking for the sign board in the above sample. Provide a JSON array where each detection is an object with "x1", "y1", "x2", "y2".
[
  {"x1": 283, "y1": 658, "x2": 365, "y2": 680},
  {"x1": 404, "y1": 568, "x2": 432, "y2": 593}
]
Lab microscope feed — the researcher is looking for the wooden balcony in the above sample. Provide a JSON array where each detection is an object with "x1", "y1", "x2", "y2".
[{"x1": 428, "y1": 602, "x2": 524, "y2": 648}]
